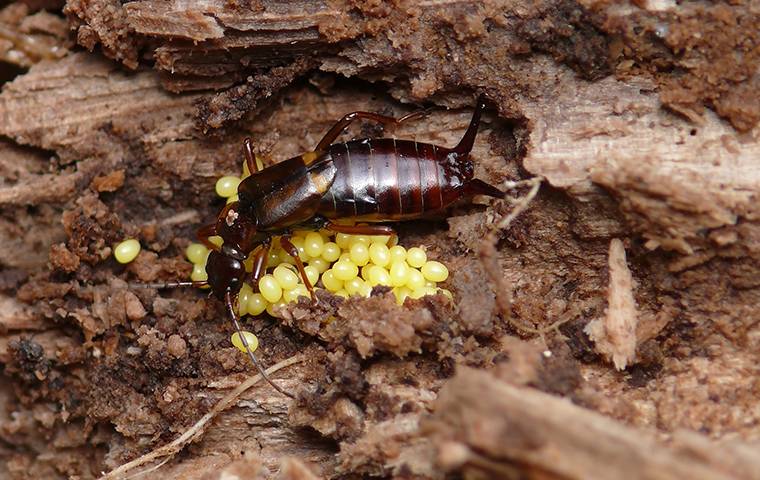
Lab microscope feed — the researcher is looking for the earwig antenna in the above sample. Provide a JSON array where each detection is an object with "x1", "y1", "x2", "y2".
[
  {"x1": 225, "y1": 291, "x2": 294, "y2": 398},
  {"x1": 130, "y1": 281, "x2": 207, "y2": 289}
]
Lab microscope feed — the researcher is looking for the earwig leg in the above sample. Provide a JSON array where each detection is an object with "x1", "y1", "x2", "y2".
[
  {"x1": 225, "y1": 291, "x2": 294, "y2": 398},
  {"x1": 279, "y1": 236, "x2": 316, "y2": 303},
  {"x1": 243, "y1": 137, "x2": 259, "y2": 174},
  {"x1": 247, "y1": 241, "x2": 270, "y2": 291},
  {"x1": 196, "y1": 223, "x2": 220, "y2": 251},
  {"x1": 131, "y1": 280, "x2": 207, "y2": 290},
  {"x1": 316, "y1": 109, "x2": 428, "y2": 152},
  {"x1": 464, "y1": 179, "x2": 504, "y2": 199},
  {"x1": 325, "y1": 222, "x2": 395, "y2": 236},
  {"x1": 451, "y1": 94, "x2": 487, "y2": 156},
  {"x1": 325, "y1": 222, "x2": 397, "y2": 247}
]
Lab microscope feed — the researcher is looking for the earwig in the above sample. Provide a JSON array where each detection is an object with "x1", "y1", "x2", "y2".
[{"x1": 147, "y1": 95, "x2": 503, "y2": 397}]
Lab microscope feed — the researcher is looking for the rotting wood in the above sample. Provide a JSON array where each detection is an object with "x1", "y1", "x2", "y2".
[
  {"x1": 64, "y1": 1, "x2": 759, "y2": 133},
  {"x1": 429, "y1": 368, "x2": 760, "y2": 480}
]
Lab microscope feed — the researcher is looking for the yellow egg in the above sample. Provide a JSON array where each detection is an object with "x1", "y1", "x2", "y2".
[
  {"x1": 334, "y1": 289, "x2": 349, "y2": 299},
  {"x1": 389, "y1": 245, "x2": 407, "y2": 263},
  {"x1": 304, "y1": 232, "x2": 325, "y2": 258},
  {"x1": 333, "y1": 260, "x2": 359, "y2": 281},
  {"x1": 338, "y1": 252, "x2": 352, "y2": 263},
  {"x1": 438, "y1": 288, "x2": 454, "y2": 300},
  {"x1": 226, "y1": 194, "x2": 239, "y2": 205},
  {"x1": 421, "y1": 261, "x2": 449, "y2": 282},
  {"x1": 209, "y1": 236, "x2": 224, "y2": 248},
  {"x1": 215, "y1": 176, "x2": 241, "y2": 198},
  {"x1": 247, "y1": 293, "x2": 268, "y2": 316},
  {"x1": 267, "y1": 249, "x2": 281, "y2": 268},
  {"x1": 114, "y1": 239, "x2": 141, "y2": 264},
  {"x1": 321, "y1": 269, "x2": 344, "y2": 292},
  {"x1": 393, "y1": 286, "x2": 411, "y2": 305},
  {"x1": 367, "y1": 265, "x2": 392, "y2": 286},
  {"x1": 258, "y1": 275, "x2": 282, "y2": 303},
  {"x1": 231, "y1": 331, "x2": 259, "y2": 354},
  {"x1": 289, "y1": 237, "x2": 308, "y2": 261},
  {"x1": 368, "y1": 243, "x2": 390, "y2": 267},
  {"x1": 410, "y1": 286, "x2": 438, "y2": 299},
  {"x1": 361, "y1": 264, "x2": 373, "y2": 281},
  {"x1": 370, "y1": 234, "x2": 391, "y2": 245},
  {"x1": 321, "y1": 242, "x2": 341, "y2": 262},
  {"x1": 191, "y1": 264, "x2": 208, "y2": 282},
  {"x1": 405, "y1": 268, "x2": 426, "y2": 290},
  {"x1": 358, "y1": 282, "x2": 372, "y2": 297},
  {"x1": 303, "y1": 265, "x2": 320, "y2": 286},
  {"x1": 335, "y1": 233, "x2": 352, "y2": 248},
  {"x1": 389, "y1": 261, "x2": 408, "y2": 287},
  {"x1": 310, "y1": 258, "x2": 330, "y2": 274},
  {"x1": 284, "y1": 285, "x2": 310, "y2": 303},
  {"x1": 349, "y1": 235, "x2": 370, "y2": 247},
  {"x1": 238, "y1": 283, "x2": 253, "y2": 316},
  {"x1": 405, "y1": 247, "x2": 427, "y2": 268},
  {"x1": 349, "y1": 242, "x2": 370, "y2": 266},
  {"x1": 266, "y1": 300, "x2": 287, "y2": 318},
  {"x1": 344, "y1": 277, "x2": 368, "y2": 296},
  {"x1": 273, "y1": 265, "x2": 299, "y2": 290},
  {"x1": 185, "y1": 243, "x2": 208, "y2": 264}
]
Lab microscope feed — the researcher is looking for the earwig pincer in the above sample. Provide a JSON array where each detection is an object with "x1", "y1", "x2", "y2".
[{"x1": 144, "y1": 95, "x2": 503, "y2": 397}]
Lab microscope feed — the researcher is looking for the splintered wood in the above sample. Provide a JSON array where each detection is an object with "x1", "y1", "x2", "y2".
[
  {"x1": 430, "y1": 369, "x2": 760, "y2": 480},
  {"x1": 584, "y1": 239, "x2": 638, "y2": 370}
]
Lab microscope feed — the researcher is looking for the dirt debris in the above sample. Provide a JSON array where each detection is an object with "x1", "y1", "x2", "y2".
[{"x1": 0, "y1": 3, "x2": 69, "y2": 68}]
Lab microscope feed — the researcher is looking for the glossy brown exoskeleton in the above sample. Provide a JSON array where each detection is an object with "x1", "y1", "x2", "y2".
[{"x1": 151, "y1": 95, "x2": 503, "y2": 397}]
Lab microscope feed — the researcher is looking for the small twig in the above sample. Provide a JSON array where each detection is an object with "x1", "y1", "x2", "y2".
[
  {"x1": 99, "y1": 354, "x2": 304, "y2": 480},
  {"x1": 478, "y1": 177, "x2": 544, "y2": 337},
  {"x1": 122, "y1": 457, "x2": 171, "y2": 480}
]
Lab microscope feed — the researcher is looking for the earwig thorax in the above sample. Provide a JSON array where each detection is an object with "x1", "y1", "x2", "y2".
[{"x1": 215, "y1": 201, "x2": 259, "y2": 254}]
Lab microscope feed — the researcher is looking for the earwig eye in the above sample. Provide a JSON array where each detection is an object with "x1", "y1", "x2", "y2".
[{"x1": 225, "y1": 208, "x2": 239, "y2": 226}]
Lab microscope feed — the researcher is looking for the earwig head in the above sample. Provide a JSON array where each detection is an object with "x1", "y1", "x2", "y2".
[{"x1": 206, "y1": 246, "x2": 246, "y2": 299}]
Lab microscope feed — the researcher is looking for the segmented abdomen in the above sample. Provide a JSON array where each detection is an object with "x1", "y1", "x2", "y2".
[{"x1": 318, "y1": 138, "x2": 471, "y2": 221}]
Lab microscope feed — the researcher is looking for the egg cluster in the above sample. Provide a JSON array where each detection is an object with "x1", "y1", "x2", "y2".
[
  {"x1": 185, "y1": 160, "x2": 453, "y2": 319},
  {"x1": 186, "y1": 231, "x2": 451, "y2": 318}
]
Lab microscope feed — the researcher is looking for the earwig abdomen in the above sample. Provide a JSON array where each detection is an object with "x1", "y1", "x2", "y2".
[{"x1": 319, "y1": 138, "x2": 473, "y2": 221}]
